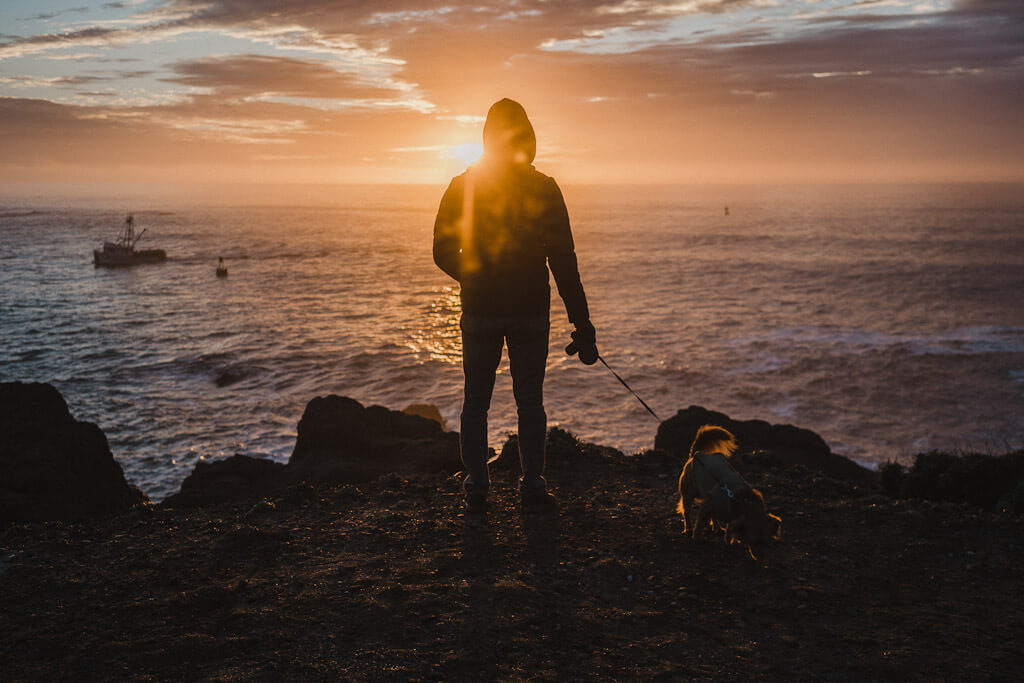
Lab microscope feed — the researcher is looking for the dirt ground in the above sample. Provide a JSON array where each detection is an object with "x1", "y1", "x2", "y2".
[{"x1": 2, "y1": 452, "x2": 1022, "y2": 681}]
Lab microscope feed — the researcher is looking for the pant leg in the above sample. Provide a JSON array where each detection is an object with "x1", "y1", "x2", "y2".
[
  {"x1": 459, "y1": 314, "x2": 504, "y2": 492},
  {"x1": 506, "y1": 317, "x2": 550, "y2": 491}
]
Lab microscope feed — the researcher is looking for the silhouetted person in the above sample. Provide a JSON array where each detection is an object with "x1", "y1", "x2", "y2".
[{"x1": 433, "y1": 98, "x2": 598, "y2": 513}]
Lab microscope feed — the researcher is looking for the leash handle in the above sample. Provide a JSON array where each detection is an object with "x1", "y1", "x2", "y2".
[{"x1": 597, "y1": 354, "x2": 664, "y2": 424}]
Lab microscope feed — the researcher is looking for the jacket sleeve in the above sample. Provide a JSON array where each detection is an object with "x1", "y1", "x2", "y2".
[
  {"x1": 432, "y1": 177, "x2": 463, "y2": 282},
  {"x1": 543, "y1": 179, "x2": 591, "y2": 327}
]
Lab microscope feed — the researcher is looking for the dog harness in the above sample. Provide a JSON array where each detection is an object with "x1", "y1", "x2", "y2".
[{"x1": 692, "y1": 451, "x2": 751, "y2": 522}]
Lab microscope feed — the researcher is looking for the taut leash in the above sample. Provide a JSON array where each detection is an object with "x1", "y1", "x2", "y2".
[{"x1": 597, "y1": 354, "x2": 664, "y2": 424}]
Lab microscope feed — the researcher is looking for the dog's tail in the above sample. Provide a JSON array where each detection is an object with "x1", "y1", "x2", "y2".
[{"x1": 689, "y1": 424, "x2": 737, "y2": 458}]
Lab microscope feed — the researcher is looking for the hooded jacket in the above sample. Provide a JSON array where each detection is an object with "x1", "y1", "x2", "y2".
[{"x1": 432, "y1": 99, "x2": 590, "y2": 326}]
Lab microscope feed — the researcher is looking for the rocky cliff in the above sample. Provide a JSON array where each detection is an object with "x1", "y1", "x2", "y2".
[{"x1": 0, "y1": 382, "x2": 146, "y2": 523}]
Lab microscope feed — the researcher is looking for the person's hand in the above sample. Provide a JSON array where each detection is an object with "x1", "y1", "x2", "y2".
[{"x1": 565, "y1": 321, "x2": 599, "y2": 365}]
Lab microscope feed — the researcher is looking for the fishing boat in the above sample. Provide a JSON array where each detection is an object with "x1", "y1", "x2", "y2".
[{"x1": 93, "y1": 214, "x2": 167, "y2": 267}]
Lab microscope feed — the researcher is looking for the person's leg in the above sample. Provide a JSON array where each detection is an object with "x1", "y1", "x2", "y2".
[
  {"x1": 459, "y1": 314, "x2": 504, "y2": 496},
  {"x1": 506, "y1": 316, "x2": 550, "y2": 492}
]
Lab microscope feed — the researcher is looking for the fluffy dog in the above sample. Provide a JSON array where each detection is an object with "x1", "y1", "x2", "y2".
[{"x1": 676, "y1": 425, "x2": 781, "y2": 557}]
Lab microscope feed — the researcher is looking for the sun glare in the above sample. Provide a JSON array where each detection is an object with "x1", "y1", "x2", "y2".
[{"x1": 446, "y1": 143, "x2": 484, "y2": 166}]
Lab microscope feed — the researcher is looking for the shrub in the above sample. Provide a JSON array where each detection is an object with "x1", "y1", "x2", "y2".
[
  {"x1": 896, "y1": 450, "x2": 1024, "y2": 513},
  {"x1": 880, "y1": 461, "x2": 906, "y2": 498}
]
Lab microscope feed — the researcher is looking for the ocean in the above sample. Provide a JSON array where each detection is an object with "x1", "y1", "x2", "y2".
[{"x1": 2, "y1": 183, "x2": 1022, "y2": 500}]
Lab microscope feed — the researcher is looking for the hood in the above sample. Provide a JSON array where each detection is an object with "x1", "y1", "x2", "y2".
[{"x1": 481, "y1": 98, "x2": 536, "y2": 167}]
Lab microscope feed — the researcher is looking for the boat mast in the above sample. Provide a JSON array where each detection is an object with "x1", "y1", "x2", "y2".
[
  {"x1": 123, "y1": 214, "x2": 134, "y2": 248},
  {"x1": 124, "y1": 213, "x2": 148, "y2": 249},
  {"x1": 133, "y1": 227, "x2": 148, "y2": 249}
]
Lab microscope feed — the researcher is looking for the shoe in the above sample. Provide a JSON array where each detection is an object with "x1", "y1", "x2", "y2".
[
  {"x1": 464, "y1": 490, "x2": 489, "y2": 513},
  {"x1": 520, "y1": 488, "x2": 557, "y2": 512}
]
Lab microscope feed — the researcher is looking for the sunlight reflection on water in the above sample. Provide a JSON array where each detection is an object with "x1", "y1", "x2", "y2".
[{"x1": 406, "y1": 286, "x2": 462, "y2": 364}]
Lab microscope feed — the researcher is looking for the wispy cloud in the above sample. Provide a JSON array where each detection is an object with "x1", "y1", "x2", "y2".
[
  {"x1": 0, "y1": 74, "x2": 102, "y2": 88},
  {"x1": 163, "y1": 54, "x2": 408, "y2": 100},
  {"x1": 19, "y1": 6, "x2": 91, "y2": 22}
]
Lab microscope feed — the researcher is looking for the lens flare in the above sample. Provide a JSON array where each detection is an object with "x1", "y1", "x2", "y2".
[{"x1": 446, "y1": 143, "x2": 484, "y2": 166}]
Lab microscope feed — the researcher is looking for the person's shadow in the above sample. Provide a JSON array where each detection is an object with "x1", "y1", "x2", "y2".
[
  {"x1": 458, "y1": 510, "x2": 497, "y2": 571},
  {"x1": 519, "y1": 509, "x2": 562, "y2": 568}
]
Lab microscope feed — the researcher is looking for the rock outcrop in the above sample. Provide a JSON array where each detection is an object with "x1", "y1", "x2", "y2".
[
  {"x1": 494, "y1": 427, "x2": 624, "y2": 473},
  {"x1": 289, "y1": 396, "x2": 461, "y2": 484},
  {"x1": 0, "y1": 382, "x2": 147, "y2": 523},
  {"x1": 163, "y1": 396, "x2": 462, "y2": 508},
  {"x1": 654, "y1": 405, "x2": 876, "y2": 488},
  {"x1": 402, "y1": 403, "x2": 447, "y2": 431},
  {"x1": 162, "y1": 454, "x2": 289, "y2": 508}
]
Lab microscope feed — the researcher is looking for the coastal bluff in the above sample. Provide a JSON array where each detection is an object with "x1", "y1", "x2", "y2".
[{"x1": 2, "y1": 383, "x2": 1023, "y2": 679}]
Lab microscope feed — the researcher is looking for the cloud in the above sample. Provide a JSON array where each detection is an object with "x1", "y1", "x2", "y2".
[
  {"x1": 39, "y1": 51, "x2": 105, "y2": 61},
  {"x1": 150, "y1": 115, "x2": 307, "y2": 144},
  {"x1": 535, "y1": 0, "x2": 1023, "y2": 91},
  {"x1": 718, "y1": 16, "x2": 1024, "y2": 80},
  {"x1": 164, "y1": 54, "x2": 409, "y2": 100},
  {"x1": 0, "y1": 75, "x2": 104, "y2": 89},
  {"x1": 0, "y1": 2, "x2": 436, "y2": 113},
  {"x1": 1, "y1": 2, "x2": 404, "y2": 63},
  {"x1": 364, "y1": 8, "x2": 457, "y2": 26},
  {"x1": 1, "y1": 0, "x2": 1022, "y2": 182},
  {"x1": 0, "y1": 27, "x2": 125, "y2": 60},
  {"x1": 596, "y1": 0, "x2": 767, "y2": 16},
  {"x1": 19, "y1": 7, "x2": 91, "y2": 22},
  {"x1": 435, "y1": 114, "x2": 486, "y2": 124},
  {"x1": 954, "y1": 0, "x2": 1024, "y2": 13}
]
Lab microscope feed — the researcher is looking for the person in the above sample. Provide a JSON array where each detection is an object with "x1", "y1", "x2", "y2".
[{"x1": 433, "y1": 98, "x2": 598, "y2": 513}]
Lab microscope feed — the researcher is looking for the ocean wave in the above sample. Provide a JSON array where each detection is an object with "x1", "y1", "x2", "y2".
[
  {"x1": 0, "y1": 210, "x2": 45, "y2": 218},
  {"x1": 724, "y1": 325, "x2": 1024, "y2": 356}
]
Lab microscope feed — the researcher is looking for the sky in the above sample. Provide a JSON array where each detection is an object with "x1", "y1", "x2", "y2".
[{"x1": 1, "y1": 0, "x2": 1022, "y2": 186}]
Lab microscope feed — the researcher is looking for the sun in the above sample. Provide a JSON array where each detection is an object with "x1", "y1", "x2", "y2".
[{"x1": 446, "y1": 143, "x2": 484, "y2": 167}]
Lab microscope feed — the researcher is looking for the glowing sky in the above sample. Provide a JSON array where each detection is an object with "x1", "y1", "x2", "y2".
[{"x1": 1, "y1": 0, "x2": 1022, "y2": 185}]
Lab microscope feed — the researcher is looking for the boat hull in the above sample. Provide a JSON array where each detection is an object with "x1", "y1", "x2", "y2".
[{"x1": 94, "y1": 245, "x2": 167, "y2": 267}]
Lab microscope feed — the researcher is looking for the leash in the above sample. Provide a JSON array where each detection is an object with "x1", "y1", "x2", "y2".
[
  {"x1": 593, "y1": 353, "x2": 750, "y2": 518},
  {"x1": 594, "y1": 353, "x2": 710, "y2": 444},
  {"x1": 597, "y1": 354, "x2": 745, "y2": 505},
  {"x1": 597, "y1": 354, "x2": 665, "y2": 424}
]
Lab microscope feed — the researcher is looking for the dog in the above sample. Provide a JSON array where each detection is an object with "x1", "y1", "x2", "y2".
[{"x1": 676, "y1": 425, "x2": 781, "y2": 557}]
